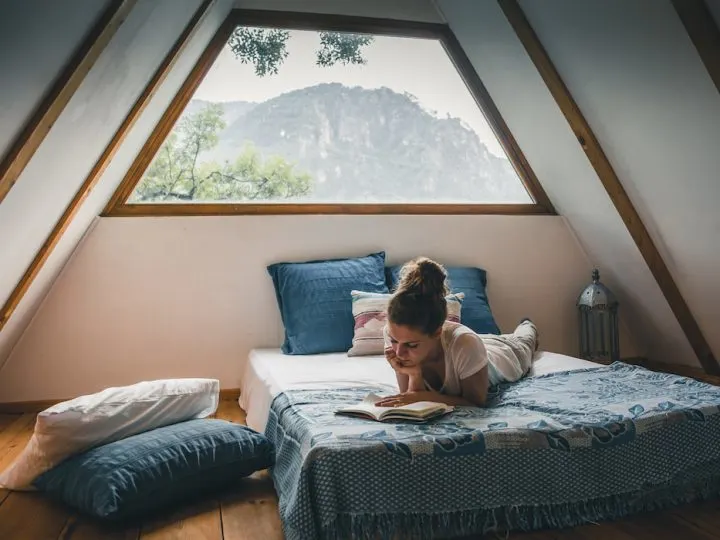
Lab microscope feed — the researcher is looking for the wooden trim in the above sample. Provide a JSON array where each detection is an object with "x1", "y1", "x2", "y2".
[
  {"x1": 0, "y1": 0, "x2": 215, "y2": 333},
  {"x1": 0, "y1": 387, "x2": 241, "y2": 414},
  {"x1": 0, "y1": 0, "x2": 137, "y2": 205},
  {"x1": 498, "y1": 0, "x2": 720, "y2": 375},
  {"x1": 108, "y1": 202, "x2": 552, "y2": 217},
  {"x1": 227, "y1": 9, "x2": 451, "y2": 38},
  {"x1": 104, "y1": 8, "x2": 554, "y2": 216},
  {"x1": 0, "y1": 399, "x2": 58, "y2": 414},
  {"x1": 671, "y1": 0, "x2": 720, "y2": 95}
]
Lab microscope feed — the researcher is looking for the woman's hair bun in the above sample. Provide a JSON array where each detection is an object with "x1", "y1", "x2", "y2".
[{"x1": 397, "y1": 257, "x2": 449, "y2": 298}]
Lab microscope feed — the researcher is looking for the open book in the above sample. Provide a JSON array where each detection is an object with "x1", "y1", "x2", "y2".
[{"x1": 335, "y1": 393, "x2": 454, "y2": 423}]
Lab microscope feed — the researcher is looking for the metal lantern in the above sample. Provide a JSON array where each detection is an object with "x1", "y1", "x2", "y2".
[{"x1": 577, "y1": 268, "x2": 620, "y2": 363}]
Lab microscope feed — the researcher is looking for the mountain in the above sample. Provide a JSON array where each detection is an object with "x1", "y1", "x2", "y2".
[
  {"x1": 183, "y1": 99, "x2": 257, "y2": 128},
  {"x1": 183, "y1": 83, "x2": 530, "y2": 203}
]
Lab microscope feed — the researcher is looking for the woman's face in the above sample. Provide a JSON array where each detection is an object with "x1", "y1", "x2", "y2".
[{"x1": 386, "y1": 322, "x2": 441, "y2": 366}]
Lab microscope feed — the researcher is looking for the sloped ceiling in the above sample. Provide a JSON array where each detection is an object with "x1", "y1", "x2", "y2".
[
  {"x1": 0, "y1": 0, "x2": 114, "y2": 156},
  {"x1": 708, "y1": 0, "x2": 720, "y2": 26},
  {"x1": 0, "y1": 0, "x2": 235, "y2": 367},
  {"x1": 0, "y1": 0, "x2": 718, "y2": 379},
  {"x1": 511, "y1": 0, "x2": 720, "y2": 366}
]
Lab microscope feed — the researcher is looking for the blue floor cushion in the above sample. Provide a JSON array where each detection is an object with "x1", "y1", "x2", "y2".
[{"x1": 33, "y1": 419, "x2": 275, "y2": 521}]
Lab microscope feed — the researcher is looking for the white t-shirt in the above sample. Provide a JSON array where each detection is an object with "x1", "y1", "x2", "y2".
[{"x1": 384, "y1": 321, "x2": 489, "y2": 396}]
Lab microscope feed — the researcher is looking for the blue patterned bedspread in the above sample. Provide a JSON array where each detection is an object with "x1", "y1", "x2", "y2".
[{"x1": 264, "y1": 363, "x2": 720, "y2": 540}]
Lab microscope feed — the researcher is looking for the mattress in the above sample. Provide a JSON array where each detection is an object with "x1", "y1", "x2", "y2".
[{"x1": 239, "y1": 348, "x2": 600, "y2": 432}]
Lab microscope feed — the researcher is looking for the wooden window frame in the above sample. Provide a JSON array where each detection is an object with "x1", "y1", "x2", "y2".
[{"x1": 104, "y1": 9, "x2": 555, "y2": 217}]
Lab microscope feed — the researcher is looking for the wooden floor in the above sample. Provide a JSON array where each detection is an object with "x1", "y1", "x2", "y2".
[{"x1": 1, "y1": 400, "x2": 720, "y2": 540}]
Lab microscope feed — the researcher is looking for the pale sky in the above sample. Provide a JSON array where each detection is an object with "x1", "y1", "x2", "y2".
[{"x1": 194, "y1": 29, "x2": 507, "y2": 158}]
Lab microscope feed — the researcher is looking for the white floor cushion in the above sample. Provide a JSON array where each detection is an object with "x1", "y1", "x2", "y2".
[{"x1": 0, "y1": 378, "x2": 219, "y2": 490}]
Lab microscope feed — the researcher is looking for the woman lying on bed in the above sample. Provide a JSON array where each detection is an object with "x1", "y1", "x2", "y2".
[{"x1": 375, "y1": 257, "x2": 538, "y2": 408}]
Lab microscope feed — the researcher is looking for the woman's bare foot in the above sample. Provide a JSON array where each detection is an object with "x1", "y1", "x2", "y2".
[{"x1": 520, "y1": 318, "x2": 539, "y2": 351}]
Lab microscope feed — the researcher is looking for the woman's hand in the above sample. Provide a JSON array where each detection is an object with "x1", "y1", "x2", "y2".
[
  {"x1": 384, "y1": 347, "x2": 421, "y2": 377},
  {"x1": 375, "y1": 391, "x2": 440, "y2": 407}
]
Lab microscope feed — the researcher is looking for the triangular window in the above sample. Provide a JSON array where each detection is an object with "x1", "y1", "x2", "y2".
[{"x1": 108, "y1": 11, "x2": 551, "y2": 214}]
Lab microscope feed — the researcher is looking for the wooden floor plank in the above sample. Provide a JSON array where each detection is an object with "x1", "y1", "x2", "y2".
[
  {"x1": 0, "y1": 491, "x2": 69, "y2": 539},
  {"x1": 0, "y1": 413, "x2": 37, "y2": 505},
  {"x1": 0, "y1": 415, "x2": 19, "y2": 436},
  {"x1": 58, "y1": 514, "x2": 140, "y2": 540},
  {"x1": 220, "y1": 472, "x2": 282, "y2": 540},
  {"x1": 215, "y1": 399, "x2": 247, "y2": 424},
  {"x1": 0, "y1": 413, "x2": 35, "y2": 463},
  {"x1": 570, "y1": 521, "x2": 637, "y2": 540},
  {"x1": 139, "y1": 498, "x2": 222, "y2": 540},
  {"x1": 222, "y1": 498, "x2": 283, "y2": 540},
  {"x1": 615, "y1": 509, "x2": 717, "y2": 540},
  {"x1": 669, "y1": 499, "x2": 720, "y2": 538}
]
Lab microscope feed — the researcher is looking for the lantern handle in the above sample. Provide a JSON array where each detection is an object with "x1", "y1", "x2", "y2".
[{"x1": 592, "y1": 268, "x2": 600, "y2": 283}]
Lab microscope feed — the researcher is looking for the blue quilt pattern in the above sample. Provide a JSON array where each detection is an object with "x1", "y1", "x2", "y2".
[{"x1": 265, "y1": 363, "x2": 720, "y2": 539}]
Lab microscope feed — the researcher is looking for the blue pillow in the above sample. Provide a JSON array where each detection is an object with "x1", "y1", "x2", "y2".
[
  {"x1": 385, "y1": 265, "x2": 500, "y2": 335},
  {"x1": 268, "y1": 251, "x2": 389, "y2": 354},
  {"x1": 33, "y1": 419, "x2": 274, "y2": 521}
]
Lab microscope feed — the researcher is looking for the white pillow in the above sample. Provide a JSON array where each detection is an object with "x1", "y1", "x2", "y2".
[{"x1": 0, "y1": 378, "x2": 219, "y2": 490}]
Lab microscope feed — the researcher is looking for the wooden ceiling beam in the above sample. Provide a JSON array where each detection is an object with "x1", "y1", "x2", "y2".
[
  {"x1": 0, "y1": 0, "x2": 216, "y2": 333},
  {"x1": 497, "y1": 0, "x2": 720, "y2": 374},
  {"x1": 0, "y1": 0, "x2": 137, "y2": 205},
  {"x1": 671, "y1": 0, "x2": 720, "y2": 95}
]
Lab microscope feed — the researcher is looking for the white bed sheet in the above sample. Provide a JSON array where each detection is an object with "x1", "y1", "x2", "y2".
[{"x1": 239, "y1": 349, "x2": 600, "y2": 432}]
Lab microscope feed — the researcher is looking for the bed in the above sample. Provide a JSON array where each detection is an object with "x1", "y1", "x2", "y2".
[{"x1": 240, "y1": 350, "x2": 720, "y2": 540}]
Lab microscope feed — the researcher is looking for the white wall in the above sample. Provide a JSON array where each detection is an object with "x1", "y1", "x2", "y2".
[
  {"x1": 436, "y1": 0, "x2": 719, "y2": 368},
  {"x1": 0, "y1": 0, "x2": 236, "y2": 369},
  {"x1": 0, "y1": 0, "x2": 112, "y2": 158},
  {"x1": 0, "y1": 215, "x2": 639, "y2": 402}
]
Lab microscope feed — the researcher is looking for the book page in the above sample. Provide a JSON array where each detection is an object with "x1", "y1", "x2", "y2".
[
  {"x1": 336, "y1": 393, "x2": 391, "y2": 418},
  {"x1": 395, "y1": 401, "x2": 450, "y2": 414},
  {"x1": 337, "y1": 393, "x2": 453, "y2": 421}
]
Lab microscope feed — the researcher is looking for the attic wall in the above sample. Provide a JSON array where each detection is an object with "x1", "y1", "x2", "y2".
[
  {"x1": 0, "y1": 0, "x2": 112, "y2": 158},
  {"x1": 708, "y1": 0, "x2": 720, "y2": 26},
  {"x1": 0, "y1": 0, "x2": 235, "y2": 368},
  {"x1": 437, "y1": 0, "x2": 720, "y2": 368},
  {"x1": 0, "y1": 215, "x2": 634, "y2": 402},
  {"x1": 517, "y1": 0, "x2": 720, "y2": 365}
]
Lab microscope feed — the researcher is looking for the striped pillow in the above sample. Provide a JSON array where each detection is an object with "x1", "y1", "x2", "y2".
[{"x1": 347, "y1": 290, "x2": 464, "y2": 356}]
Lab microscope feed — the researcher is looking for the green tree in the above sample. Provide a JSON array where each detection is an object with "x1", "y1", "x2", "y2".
[
  {"x1": 316, "y1": 32, "x2": 374, "y2": 67},
  {"x1": 131, "y1": 104, "x2": 313, "y2": 201},
  {"x1": 228, "y1": 27, "x2": 375, "y2": 77}
]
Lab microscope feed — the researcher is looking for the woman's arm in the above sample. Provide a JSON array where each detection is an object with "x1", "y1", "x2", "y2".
[
  {"x1": 458, "y1": 367, "x2": 488, "y2": 407},
  {"x1": 385, "y1": 347, "x2": 425, "y2": 392},
  {"x1": 452, "y1": 334, "x2": 489, "y2": 406},
  {"x1": 376, "y1": 366, "x2": 488, "y2": 407},
  {"x1": 395, "y1": 371, "x2": 409, "y2": 393}
]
